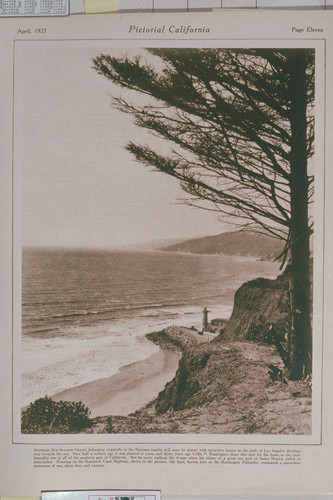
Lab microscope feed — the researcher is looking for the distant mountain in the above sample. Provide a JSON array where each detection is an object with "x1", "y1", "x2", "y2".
[
  {"x1": 122, "y1": 237, "x2": 188, "y2": 251},
  {"x1": 159, "y1": 231, "x2": 284, "y2": 261}
]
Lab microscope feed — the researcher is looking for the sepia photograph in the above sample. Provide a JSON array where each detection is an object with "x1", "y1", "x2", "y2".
[{"x1": 16, "y1": 42, "x2": 317, "y2": 437}]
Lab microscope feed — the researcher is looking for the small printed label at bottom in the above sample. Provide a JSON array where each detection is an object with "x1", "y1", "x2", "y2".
[{"x1": 42, "y1": 491, "x2": 161, "y2": 500}]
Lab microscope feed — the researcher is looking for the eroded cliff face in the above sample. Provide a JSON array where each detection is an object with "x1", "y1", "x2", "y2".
[
  {"x1": 100, "y1": 338, "x2": 311, "y2": 433},
  {"x1": 155, "y1": 343, "x2": 242, "y2": 414},
  {"x1": 152, "y1": 273, "x2": 290, "y2": 416},
  {"x1": 220, "y1": 273, "x2": 289, "y2": 343}
]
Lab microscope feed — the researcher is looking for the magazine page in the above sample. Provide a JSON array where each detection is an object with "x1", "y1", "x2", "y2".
[{"x1": 0, "y1": 9, "x2": 332, "y2": 496}]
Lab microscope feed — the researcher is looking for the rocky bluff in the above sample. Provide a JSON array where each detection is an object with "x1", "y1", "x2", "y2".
[
  {"x1": 220, "y1": 272, "x2": 289, "y2": 343},
  {"x1": 154, "y1": 272, "x2": 289, "y2": 415}
]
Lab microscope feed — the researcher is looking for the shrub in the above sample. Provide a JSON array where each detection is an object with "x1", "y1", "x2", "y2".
[{"x1": 21, "y1": 396, "x2": 92, "y2": 434}]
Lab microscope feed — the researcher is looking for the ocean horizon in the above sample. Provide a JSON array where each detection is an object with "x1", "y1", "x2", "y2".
[{"x1": 21, "y1": 247, "x2": 280, "y2": 406}]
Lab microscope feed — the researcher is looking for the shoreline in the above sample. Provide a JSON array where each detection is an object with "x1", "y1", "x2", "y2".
[
  {"x1": 93, "y1": 336, "x2": 312, "y2": 435},
  {"x1": 23, "y1": 325, "x2": 312, "y2": 435},
  {"x1": 51, "y1": 345, "x2": 181, "y2": 417}
]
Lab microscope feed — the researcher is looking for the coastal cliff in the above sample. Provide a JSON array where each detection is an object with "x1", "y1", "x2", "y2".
[
  {"x1": 219, "y1": 272, "x2": 289, "y2": 343},
  {"x1": 155, "y1": 340, "x2": 239, "y2": 414},
  {"x1": 97, "y1": 271, "x2": 311, "y2": 434},
  {"x1": 149, "y1": 273, "x2": 289, "y2": 415},
  {"x1": 92, "y1": 326, "x2": 311, "y2": 434},
  {"x1": 89, "y1": 271, "x2": 310, "y2": 434}
]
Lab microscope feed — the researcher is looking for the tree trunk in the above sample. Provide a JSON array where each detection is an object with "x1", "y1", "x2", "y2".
[{"x1": 287, "y1": 52, "x2": 312, "y2": 380}]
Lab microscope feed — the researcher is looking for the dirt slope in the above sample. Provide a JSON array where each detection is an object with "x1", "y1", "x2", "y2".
[{"x1": 89, "y1": 328, "x2": 311, "y2": 435}]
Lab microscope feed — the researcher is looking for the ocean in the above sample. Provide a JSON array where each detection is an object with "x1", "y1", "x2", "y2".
[{"x1": 21, "y1": 247, "x2": 280, "y2": 406}]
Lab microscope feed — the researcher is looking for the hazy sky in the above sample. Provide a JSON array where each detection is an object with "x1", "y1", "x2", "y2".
[{"x1": 17, "y1": 43, "x2": 227, "y2": 247}]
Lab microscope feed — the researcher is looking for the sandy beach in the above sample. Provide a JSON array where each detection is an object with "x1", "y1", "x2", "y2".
[
  {"x1": 52, "y1": 347, "x2": 180, "y2": 417},
  {"x1": 90, "y1": 334, "x2": 312, "y2": 435},
  {"x1": 23, "y1": 327, "x2": 312, "y2": 435}
]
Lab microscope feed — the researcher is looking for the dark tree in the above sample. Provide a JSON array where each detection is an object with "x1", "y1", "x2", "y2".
[{"x1": 92, "y1": 48, "x2": 314, "y2": 380}]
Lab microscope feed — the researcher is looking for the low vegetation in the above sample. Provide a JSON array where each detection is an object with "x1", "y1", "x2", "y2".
[{"x1": 21, "y1": 396, "x2": 92, "y2": 433}]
